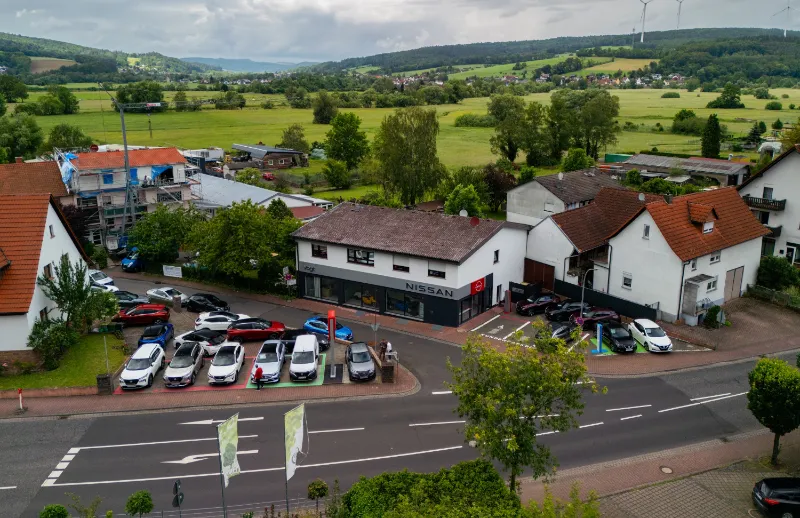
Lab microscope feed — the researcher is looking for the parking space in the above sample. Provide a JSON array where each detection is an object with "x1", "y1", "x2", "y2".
[{"x1": 471, "y1": 313, "x2": 547, "y2": 344}]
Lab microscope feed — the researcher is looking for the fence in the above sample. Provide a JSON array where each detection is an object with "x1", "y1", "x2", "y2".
[
  {"x1": 553, "y1": 279, "x2": 658, "y2": 321},
  {"x1": 746, "y1": 284, "x2": 800, "y2": 312}
]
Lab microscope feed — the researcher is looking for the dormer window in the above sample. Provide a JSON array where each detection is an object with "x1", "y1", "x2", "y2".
[{"x1": 703, "y1": 221, "x2": 714, "y2": 234}]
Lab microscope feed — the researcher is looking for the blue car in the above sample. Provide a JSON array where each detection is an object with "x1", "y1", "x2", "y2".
[
  {"x1": 121, "y1": 247, "x2": 143, "y2": 272},
  {"x1": 303, "y1": 315, "x2": 353, "y2": 341},
  {"x1": 137, "y1": 323, "x2": 175, "y2": 348}
]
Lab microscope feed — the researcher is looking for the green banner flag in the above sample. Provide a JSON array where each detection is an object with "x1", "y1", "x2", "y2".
[
  {"x1": 218, "y1": 413, "x2": 241, "y2": 488},
  {"x1": 284, "y1": 404, "x2": 305, "y2": 481}
]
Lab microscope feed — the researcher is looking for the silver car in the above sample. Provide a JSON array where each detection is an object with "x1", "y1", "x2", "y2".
[
  {"x1": 346, "y1": 342, "x2": 376, "y2": 382},
  {"x1": 163, "y1": 342, "x2": 204, "y2": 387},
  {"x1": 250, "y1": 340, "x2": 285, "y2": 384}
]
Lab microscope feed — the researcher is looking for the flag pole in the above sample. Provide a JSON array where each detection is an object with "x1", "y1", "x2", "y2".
[{"x1": 217, "y1": 428, "x2": 228, "y2": 518}]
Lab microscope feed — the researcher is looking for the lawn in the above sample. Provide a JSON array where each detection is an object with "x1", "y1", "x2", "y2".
[
  {"x1": 0, "y1": 333, "x2": 126, "y2": 390},
  {"x1": 446, "y1": 55, "x2": 605, "y2": 81},
  {"x1": 314, "y1": 185, "x2": 379, "y2": 201},
  {"x1": 576, "y1": 58, "x2": 659, "y2": 77}
]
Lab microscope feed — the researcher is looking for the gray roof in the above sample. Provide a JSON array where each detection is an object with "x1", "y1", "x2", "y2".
[
  {"x1": 191, "y1": 173, "x2": 279, "y2": 208},
  {"x1": 624, "y1": 154, "x2": 749, "y2": 175},
  {"x1": 686, "y1": 273, "x2": 714, "y2": 284},
  {"x1": 292, "y1": 203, "x2": 525, "y2": 263},
  {"x1": 533, "y1": 168, "x2": 623, "y2": 205},
  {"x1": 232, "y1": 144, "x2": 303, "y2": 159}
]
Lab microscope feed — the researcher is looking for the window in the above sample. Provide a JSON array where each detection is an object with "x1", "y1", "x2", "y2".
[
  {"x1": 268, "y1": 160, "x2": 274, "y2": 166},
  {"x1": 710, "y1": 251, "x2": 721, "y2": 264},
  {"x1": 347, "y1": 248, "x2": 374, "y2": 266},
  {"x1": 703, "y1": 221, "x2": 714, "y2": 234},
  {"x1": 393, "y1": 254, "x2": 410, "y2": 273},
  {"x1": 49, "y1": 224, "x2": 55, "y2": 238},
  {"x1": 103, "y1": 174, "x2": 114, "y2": 185},
  {"x1": 129, "y1": 168, "x2": 138, "y2": 182},
  {"x1": 691, "y1": 259, "x2": 697, "y2": 270},
  {"x1": 43, "y1": 263, "x2": 53, "y2": 279},
  {"x1": 642, "y1": 224, "x2": 650, "y2": 239},
  {"x1": 428, "y1": 260, "x2": 446, "y2": 279},
  {"x1": 311, "y1": 244, "x2": 328, "y2": 259},
  {"x1": 344, "y1": 281, "x2": 378, "y2": 310},
  {"x1": 494, "y1": 250, "x2": 500, "y2": 264},
  {"x1": 763, "y1": 187, "x2": 774, "y2": 200},
  {"x1": 279, "y1": 159, "x2": 285, "y2": 165},
  {"x1": 386, "y1": 288, "x2": 424, "y2": 320},
  {"x1": 39, "y1": 307, "x2": 49, "y2": 321},
  {"x1": 707, "y1": 277, "x2": 718, "y2": 292},
  {"x1": 622, "y1": 273, "x2": 633, "y2": 290}
]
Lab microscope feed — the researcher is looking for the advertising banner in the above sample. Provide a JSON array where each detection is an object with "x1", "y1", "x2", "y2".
[
  {"x1": 217, "y1": 414, "x2": 241, "y2": 487},
  {"x1": 284, "y1": 404, "x2": 306, "y2": 481}
]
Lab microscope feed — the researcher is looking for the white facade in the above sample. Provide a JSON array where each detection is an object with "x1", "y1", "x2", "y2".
[
  {"x1": 507, "y1": 182, "x2": 566, "y2": 226},
  {"x1": 525, "y1": 218, "x2": 575, "y2": 282}
]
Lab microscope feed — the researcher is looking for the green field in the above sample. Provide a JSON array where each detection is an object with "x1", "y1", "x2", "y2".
[
  {"x1": 445, "y1": 55, "x2": 609, "y2": 81},
  {"x1": 576, "y1": 58, "x2": 658, "y2": 77}
]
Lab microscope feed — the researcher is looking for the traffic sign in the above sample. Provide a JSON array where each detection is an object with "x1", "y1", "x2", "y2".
[
  {"x1": 173, "y1": 479, "x2": 181, "y2": 495},
  {"x1": 172, "y1": 493, "x2": 184, "y2": 508}
]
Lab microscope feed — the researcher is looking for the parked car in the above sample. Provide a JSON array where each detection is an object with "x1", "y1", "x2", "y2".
[
  {"x1": 91, "y1": 283, "x2": 119, "y2": 293},
  {"x1": 113, "y1": 304, "x2": 170, "y2": 326},
  {"x1": 194, "y1": 311, "x2": 250, "y2": 331},
  {"x1": 628, "y1": 319, "x2": 673, "y2": 353},
  {"x1": 551, "y1": 322, "x2": 578, "y2": 341},
  {"x1": 121, "y1": 247, "x2": 143, "y2": 272},
  {"x1": 114, "y1": 291, "x2": 149, "y2": 309},
  {"x1": 280, "y1": 328, "x2": 329, "y2": 352},
  {"x1": 346, "y1": 342, "x2": 376, "y2": 382},
  {"x1": 250, "y1": 340, "x2": 285, "y2": 384},
  {"x1": 516, "y1": 294, "x2": 562, "y2": 316},
  {"x1": 289, "y1": 335, "x2": 319, "y2": 382},
  {"x1": 303, "y1": 315, "x2": 353, "y2": 341},
  {"x1": 601, "y1": 322, "x2": 637, "y2": 353},
  {"x1": 208, "y1": 343, "x2": 245, "y2": 385},
  {"x1": 174, "y1": 329, "x2": 227, "y2": 355},
  {"x1": 137, "y1": 323, "x2": 175, "y2": 348},
  {"x1": 570, "y1": 309, "x2": 620, "y2": 330},
  {"x1": 146, "y1": 287, "x2": 189, "y2": 306},
  {"x1": 545, "y1": 301, "x2": 592, "y2": 322},
  {"x1": 119, "y1": 343, "x2": 165, "y2": 389},
  {"x1": 88, "y1": 269, "x2": 114, "y2": 288},
  {"x1": 262, "y1": 172, "x2": 276, "y2": 181},
  {"x1": 227, "y1": 319, "x2": 286, "y2": 342},
  {"x1": 163, "y1": 342, "x2": 205, "y2": 387},
  {"x1": 753, "y1": 478, "x2": 800, "y2": 517},
  {"x1": 186, "y1": 293, "x2": 229, "y2": 313}
]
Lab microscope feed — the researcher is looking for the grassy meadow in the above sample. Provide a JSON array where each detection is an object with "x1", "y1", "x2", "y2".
[{"x1": 577, "y1": 58, "x2": 658, "y2": 77}]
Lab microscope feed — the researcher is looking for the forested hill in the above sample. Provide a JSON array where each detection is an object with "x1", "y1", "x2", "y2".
[{"x1": 315, "y1": 28, "x2": 797, "y2": 74}]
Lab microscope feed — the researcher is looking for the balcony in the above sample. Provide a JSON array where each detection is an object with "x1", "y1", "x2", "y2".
[
  {"x1": 138, "y1": 177, "x2": 181, "y2": 188},
  {"x1": 157, "y1": 191, "x2": 183, "y2": 203},
  {"x1": 743, "y1": 196, "x2": 786, "y2": 211},
  {"x1": 766, "y1": 225, "x2": 782, "y2": 238},
  {"x1": 104, "y1": 205, "x2": 148, "y2": 217}
]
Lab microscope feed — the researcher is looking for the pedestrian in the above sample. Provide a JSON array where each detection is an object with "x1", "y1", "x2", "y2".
[
  {"x1": 378, "y1": 340, "x2": 387, "y2": 362},
  {"x1": 254, "y1": 366, "x2": 264, "y2": 390},
  {"x1": 385, "y1": 341, "x2": 393, "y2": 361}
]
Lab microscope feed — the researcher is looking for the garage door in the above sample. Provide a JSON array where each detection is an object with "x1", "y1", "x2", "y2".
[
  {"x1": 724, "y1": 266, "x2": 744, "y2": 303},
  {"x1": 524, "y1": 260, "x2": 555, "y2": 292}
]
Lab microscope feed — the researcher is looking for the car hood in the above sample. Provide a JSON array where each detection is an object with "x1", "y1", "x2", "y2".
[
  {"x1": 349, "y1": 361, "x2": 374, "y2": 373},
  {"x1": 208, "y1": 364, "x2": 236, "y2": 377},
  {"x1": 290, "y1": 360, "x2": 316, "y2": 372},
  {"x1": 335, "y1": 327, "x2": 353, "y2": 338},
  {"x1": 165, "y1": 365, "x2": 194, "y2": 378},
  {"x1": 611, "y1": 336, "x2": 637, "y2": 347},
  {"x1": 253, "y1": 361, "x2": 281, "y2": 376},
  {"x1": 120, "y1": 368, "x2": 147, "y2": 380},
  {"x1": 645, "y1": 335, "x2": 672, "y2": 347}
]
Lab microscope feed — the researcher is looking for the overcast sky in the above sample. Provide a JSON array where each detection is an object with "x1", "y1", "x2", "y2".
[{"x1": 1, "y1": 0, "x2": 788, "y2": 63}]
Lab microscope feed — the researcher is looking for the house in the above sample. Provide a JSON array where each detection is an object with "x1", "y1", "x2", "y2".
[
  {"x1": 606, "y1": 188, "x2": 768, "y2": 325},
  {"x1": 222, "y1": 161, "x2": 261, "y2": 179},
  {"x1": 0, "y1": 159, "x2": 76, "y2": 206},
  {"x1": 738, "y1": 144, "x2": 800, "y2": 261},
  {"x1": 231, "y1": 144, "x2": 306, "y2": 169},
  {"x1": 413, "y1": 200, "x2": 445, "y2": 213},
  {"x1": 0, "y1": 194, "x2": 90, "y2": 361},
  {"x1": 292, "y1": 203, "x2": 530, "y2": 326},
  {"x1": 525, "y1": 188, "x2": 662, "y2": 291},
  {"x1": 290, "y1": 206, "x2": 326, "y2": 222},
  {"x1": 621, "y1": 154, "x2": 750, "y2": 186},
  {"x1": 59, "y1": 148, "x2": 192, "y2": 248},
  {"x1": 506, "y1": 168, "x2": 623, "y2": 226}
]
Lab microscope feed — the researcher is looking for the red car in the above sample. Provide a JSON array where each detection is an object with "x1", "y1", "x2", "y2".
[
  {"x1": 113, "y1": 304, "x2": 170, "y2": 325},
  {"x1": 515, "y1": 294, "x2": 562, "y2": 316},
  {"x1": 262, "y1": 172, "x2": 276, "y2": 181},
  {"x1": 569, "y1": 308, "x2": 621, "y2": 330},
  {"x1": 226, "y1": 319, "x2": 286, "y2": 342}
]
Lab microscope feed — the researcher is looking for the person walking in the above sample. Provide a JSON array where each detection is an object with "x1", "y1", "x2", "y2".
[
  {"x1": 378, "y1": 340, "x2": 387, "y2": 362},
  {"x1": 254, "y1": 366, "x2": 264, "y2": 390}
]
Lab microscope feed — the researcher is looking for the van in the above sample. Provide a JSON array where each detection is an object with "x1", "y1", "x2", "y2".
[{"x1": 289, "y1": 334, "x2": 319, "y2": 381}]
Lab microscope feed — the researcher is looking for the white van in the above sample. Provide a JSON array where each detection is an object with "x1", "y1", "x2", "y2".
[{"x1": 289, "y1": 335, "x2": 319, "y2": 381}]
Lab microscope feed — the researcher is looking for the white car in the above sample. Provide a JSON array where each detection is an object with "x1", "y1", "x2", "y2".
[
  {"x1": 628, "y1": 319, "x2": 673, "y2": 353},
  {"x1": 208, "y1": 343, "x2": 245, "y2": 385},
  {"x1": 91, "y1": 284, "x2": 119, "y2": 293},
  {"x1": 163, "y1": 342, "x2": 205, "y2": 387},
  {"x1": 289, "y1": 335, "x2": 319, "y2": 382},
  {"x1": 88, "y1": 269, "x2": 114, "y2": 288},
  {"x1": 147, "y1": 287, "x2": 189, "y2": 306},
  {"x1": 174, "y1": 329, "x2": 228, "y2": 355},
  {"x1": 195, "y1": 311, "x2": 250, "y2": 331},
  {"x1": 118, "y1": 343, "x2": 165, "y2": 389}
]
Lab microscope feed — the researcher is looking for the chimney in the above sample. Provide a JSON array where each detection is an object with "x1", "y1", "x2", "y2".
[{"x1": 15, "y1": 157, "x2": 23, "y2": 163}]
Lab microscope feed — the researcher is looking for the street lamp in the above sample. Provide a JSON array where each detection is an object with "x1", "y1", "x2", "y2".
[{"x1": 579, "y1": 268, "x2": 597, "y2": 319}]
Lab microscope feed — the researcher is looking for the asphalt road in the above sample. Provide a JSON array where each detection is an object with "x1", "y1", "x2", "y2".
[{"x1": 0, "y1": 277, "x2": 782, "y2": 517}]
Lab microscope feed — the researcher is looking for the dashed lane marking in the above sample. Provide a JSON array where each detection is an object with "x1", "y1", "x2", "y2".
[
  {"x1": 606, "y1": 405, "x2": 652, "y2": 412},
  {"x1": 690, "y1": 393, "x2": 731, "y2": 401},
  {"x1": 579, "y1": 422, "x2": 604, "y2": 429},
  {"x1": 0, "y1": 486, "x2": 16, "y2": 490},
  {"x1": 431, "y1": 391, "x2": 452, "y2": 395},
  {"x1": 658, "y1": 392, "x2": 748, "y2": 413},
  {"x1": 408, "y1": 420, "x2": 465, "y2": 427},
  {"x1": 503, "y1": 321, "x2": 530, "y2": 340},
  {"x1": 308, "y1": 428, "x2": 364, "y2": 434},
  {"x1": 620, "y1": 415, "x2": 642, "y2": 421},
  {"x1": 470, "y1": 314, "x2": 501, "y2": 332}
]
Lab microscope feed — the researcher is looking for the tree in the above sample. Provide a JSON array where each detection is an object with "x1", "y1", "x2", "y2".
[
  {"x1": 746, "y1": 122, "x2": 762, "y2": 145},
  {"x1": 447, "y1": 330, "x2": 596, "y2": 489},
  {"x1": 373, "y1": 106, "x2": 445, "y2": 206},
  {"x1": 444, "y1": 184, "x2": 484, "y2": 217},
  {"x1": 527, "y1": 483, "x2": 600, "y2": 518},
  {"x1": 773, "y1": 118, "x2": 784, "y2": 130},
  {"x1": 325, "y1": 112, "x2": 369, "y2": 170},
  {"x1": 701, "y1": 114, "x2": 721, "y2": 158},
  {"x1": 278, "y1": 124, "x2": 311, "y2": 154},
  {"x1": 759, "y1": 121, "x2": 768, "y2": 134},
  {"x1": 757, "y1": 256, "x2": 799, "y2": 290},
  {"x1": 36, "y1": 255, "x2": 93, "y2": 327},
  {"x1": 39, "y1": 504, "x2": 70, "y2": 518},
  {"x1": 488, "y1": 94, "x2": 526, "y2": 162},
  {"x1": 66, "y1": 492, "x2": 102, "y2": 518},
  {"x1": 27, "y1": 318, "x2": 79, "y2": 370},
  {"x1": 47, "y1": 85, "x2": 80, "y2": 114},
  {"x1": 215, "y1": 90, "x2": 246, "y2": 110},
  {"x1": 322, "y1": 159, "x2": 352, "y2": 189},
  {"x1": 0, "y1": 93, "x2": 5, "y2": 118},
  {"x1": 754, "y1": 87, "x2": 773, "y2": 100},
  {"x1": 483, "y1": 163, "x2": 517, "y2": 212},
  {"x1": 266, "y1": 198, "x2": 294, "y2": 220},
  {"x1": 235, "y1": 167, "x2": 263, "y2": 186},
  {"x1": 37, "y1": 95, "x2": 65, "y2": 116},
  {"x1": 562, "y1": 148, "x2": 593, "y2": 172},
  {"x1": 116, "y1": 80, "x2": 164, "y2": 111},
  {"x1": 128, "y1": 205, "x2": 202, "y2": 264},
  {"x1": 706, "y1": 83, "x2": 745, "y2": 109},
  {"x1": 747, "y1": 358, "x2": 800, "y2": 465},
  {"x1": 313, "y1": 90, "x2": 339, "y2": 124},
  {"x1": 0, "y1": 74, "x2": 28, "y2": 102},
  {"x1": 172, "y1": 89, "x2": 189, "y2": 111},
  {"x1": 0, "y1": 113, "x2": 44, "y2": 161},
  {"x1": 521, "y1": 101, "x2": 551, "y2": 166},
  {"x1": 624, "y1": 169, "x2": 642, "y2": 186},
  {"x1": 307, "y1": 478, "x2": 329, "y2": 513},
  {"x1": 519, "y1": 166, "x2": 536, "y2": 184},
  {"x1": 42, "y1": 124, "x2": 93, "y2": 152},
  {"x1": 575, "y1": 89, "x2": 620, "y2": 159},
  {"x1": 58, "y1": 202, "x2": 88, "y2": 242},
  {"x1": 124, "y1": 490, "x2": 154, "y2": 518}
]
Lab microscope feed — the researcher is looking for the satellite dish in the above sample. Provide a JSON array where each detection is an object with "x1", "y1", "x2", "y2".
[
  {"x1": 638, "y1": 193, "x2": 646, "y2": 202},
  {"x1": 470, "y1": 216, "x2": 480, "y2": 227},
  {"x1": 558, "y1": 172, "x2": 564, "y2": 181},
  {"x1": 459, "y1": 209, "x2": 468, "y2": 217}
]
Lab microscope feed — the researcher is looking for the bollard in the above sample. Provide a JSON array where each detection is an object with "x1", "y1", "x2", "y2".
[{"x1": 18, "y1": 388, "x2": 23, "y2": 411}]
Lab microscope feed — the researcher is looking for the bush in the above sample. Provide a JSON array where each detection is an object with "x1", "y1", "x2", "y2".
[
  {"x1": 454, "y1": 113, "x2": 496, "y2": 127},
  {"x1": 783, "y1": 93, "x2": 790, "y2": 99},
  {"x1": 766, "y1": 101, "x2": 783, "y2": 111},
  {"x1": 14, "y1": 103, "x2": 40, "y2": 115},
  {"x1": 91, "y1": 247, "x2": 108, "y2": 269},
  {"x1": 704, "y1": 305, "x2": 721, "y2": 329},
  {"x1": 27, "y1": 318, "x2": 80, "y2": 370},
  {"x1": 13, "y1": 360, "x2": 37, "y2": 374},
  {"x1": 39, "y1": 505, "x2": 70, "y2": 518},
  {"x1": 754, "y1": 88, "x2": 774, "y2": 100},
  {"x1": 757, "y1": 255, "x2": 799, "y2": 290},
  {"x1": 260, "y1": 100, "x2": 275, "y2": 109},
  {"x1": 519, "y1": 166, "x2": 536, "y2": 184},
  {"x1": 791, "y1": 104, "x2": 797, "y2": 110},
  {"x1": 661, "y1": 92, "x2": 681, "y2": 99},
  {"x1": 561, "y1": 148, "x2": 593, "y2": 172},
  {"x1": 322, "y1": 160, "x2": 352, "y2": 189}
]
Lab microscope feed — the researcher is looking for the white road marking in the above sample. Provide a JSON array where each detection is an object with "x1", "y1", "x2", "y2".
[
  {"x1": 535, "y1": 431, "x2": 558, "y2": 437},
  {"x1": 606, "y1": 405, "x2": 652, "y2": 412},
  {"x1": 690, "y1": 393, "x2": 731, "y2": 401},
  {"x1": 486, "y1": 325, "x2": 505, "y2": 336},
  {"x1": 72, "y1": 435, "x2": 258, "y2": 451},
  {"x1": 180, "y1": 417, "x2": 264, "y2": 425},
  {"x1": 431, "y1": 390, "x2": 452, "y2": 395},
  {"x1": 308, "y1": 428, "x2": 365, "y2": 434},
  {"x1": 56, "y1": 462, "x2": 70, "y2": 470},
  {"x1": 659, "y1": 392, "x2": 748, "y2": 413},
  {"x1": 0, "y1": 486, "x2": 16, "y2": 490},
  {"x1": 470, "y1": 314, "x2": 500, "y2": 331},
  {"x1": 620, "y1": 415, "x2": 642, "y2": 421},
  {"x1": 61, "y1": 455, "x2": 75, "y2": 462},
  {"x1": 48, "y1": 471, "x2": 63, "y2": 479},
  {"x1": 579, "y1": 422, "x2": 604, "y2": 429},
  {"x1": 408, "y1": 420, "x2": 465, "y2": 427},
  {"x1": 300, "y1": 446, "x2": 464, "y2": 469},
  {"x1": 162, "y1": 450, "x2": 258, "y2": 465},
  {"x1": 574, "y1": 379, "x2": 595, "y2": 385},
  {"x1": 503, "y1": 321, "x2": 530, "y2": 340}
]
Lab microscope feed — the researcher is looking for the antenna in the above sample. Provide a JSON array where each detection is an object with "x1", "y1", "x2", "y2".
[
  {"x1": 640, "y1": 0, "x2": 656, "y2": 43},
  {"x1": 773, "y1": 0, "x2": 793, "y2": 37},
  {"x1": 638, "y1": 192, "x2": 646, "y2": 202},
  {"x1": 676, "y1": 0, "x2": 685, "y2": 29}
]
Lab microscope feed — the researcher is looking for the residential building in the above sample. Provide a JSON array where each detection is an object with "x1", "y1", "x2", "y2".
[
  {"x1": 292, "y1": 203, "x2": 529, "y2": 326},
  {"x1": 506, "y1": 168, "x2": 623, "y2": 226},
  {"x1": 232, "y1": 144, "x2": 307, "y2": 169},
  {"x1": 738, "y1": 144, "x2": 800, "y2": 260},
  {"x1": 0, "y1": 160, "x2": 76, "y2": 206},
  {"x1": 621, "y1": 154, "x2": 750, "y2": 186},
  {"x1": 0, "y1": 194, "x2": 90, "y2": 361}
]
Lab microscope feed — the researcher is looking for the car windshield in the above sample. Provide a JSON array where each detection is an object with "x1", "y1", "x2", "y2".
[
  {"x1": 164, "y1": 288, "x2": 181, "y2": 297},
  {"x1": 126, "y1": 358, "x2": 151, "y2": 370},
  {"x1": 609, "y1": 328, "x2": 630, "y2": 338},
  {"x1": 335, "y1": 323, "x2": 343, "y2": 330},
  {"x1": 351, "y1": 351, "x2": 371, "y2": 363},
  {"x1": 90, "y1": 272, "x2": 107, "y2": 282},
  {"x1": 126, "y1": 252, "x2": 138, "y2": 260},
  {"x1": 645, "y1": 327, "x2": 667, "y2": 338},
  {"x1": 258, "y1": 352, "x2": 279, "y2": 363},
  {"x1": 210, "y1": 335, "x2": 226, "y2": 344},
  {"x1": 293, "y1": 351, "x2": 315, "y2": 364},
  {"x1": 142, "y1": 327, "x2": 162, "y2": 338},
  {"x1": 170, "y1": 355, "x2": 195, "y2": 368},
  {"x1": 213, "y1": 353, "x2": 236, "y2": 366},
  {"x1": 125, "y1": 307, "x2": 140, "y2": 315}
]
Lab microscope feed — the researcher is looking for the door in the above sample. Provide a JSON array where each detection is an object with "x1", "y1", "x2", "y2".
[
  {"x1": 496, "y1": 285, "x2": 502, "y2": 306},
  {"x1": 788, "y1": 246, "x2": 797, "y2": 265},
  {"x1": 724, "y1": 266, "x2": 745, "y2": 302}
]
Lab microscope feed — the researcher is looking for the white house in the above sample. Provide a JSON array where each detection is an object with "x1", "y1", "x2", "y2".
[
  {"x1": 0, "y1": 194, "x2": 90, "y2": 361},
  {"x1": 292, "y1": 203, "x2": 529, "y2": 327},
  {"x1": 737, "y1": 145, "x2": 800, "y2": 261},
  {"x1": 606, "y1": 188, "x2": 768, "y2": 325}
]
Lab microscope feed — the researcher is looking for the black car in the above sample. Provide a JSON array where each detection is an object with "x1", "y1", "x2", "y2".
[
  {"x1": 186, "y1": 293, "x2": 229, "y2": 313},
  {"x1": 515, "y1": 294, "x2": 562, "y2": 316},
  {"x1": 753, "y1": 478, "x2": 800, "y2": 517},
  {"x1": 601, "y1": 322, "x2": 637, "y2": 353},
  {"x1": 570, "y1": 309, "x2": 621, "y2": 330},
  {"x1": 114, "y1": 291, "x2": 149, "y2": 309},
  {"x1": 551, "y1": 322, "x2": 578, "y2": 341},
  {"x1": 279, "y1": 328, "x2": 330, "y2": 353},
  {"x1": 545, "y1": 301, "x2": 592, "y2": 322}
]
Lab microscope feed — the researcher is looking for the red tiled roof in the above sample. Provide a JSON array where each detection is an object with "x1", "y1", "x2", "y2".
[
  {"x1": 551, "y1": 188, "x2": 662, "y2": 252},
  {"x1": 0, "y1": 161, "x2": 68, "y2": 197},
  {"x1": 290, "y1": 206, "x2": 326, "y2": 221},
  {"x1": 644, "y1": 187, "x2": 770, "y2": 262},
  {"x1": 0, "y1": 194, "x2": 89, "y2": 314},
  {"x1": 74, "y1": 148, "x2": 186, "y2": 170},
  {"x1": 688, "y1": 203, "x2": 717, "y2": 223}
]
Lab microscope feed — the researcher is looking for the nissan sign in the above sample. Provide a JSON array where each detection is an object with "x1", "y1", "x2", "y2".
[{"x1": 405, "y1": 282, "x2": 454, "y2": 298}]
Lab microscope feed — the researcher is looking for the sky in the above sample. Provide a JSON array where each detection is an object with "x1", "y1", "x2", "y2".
[{"x1": 0, "y1": 0, "x2": 789, "y2": 63}]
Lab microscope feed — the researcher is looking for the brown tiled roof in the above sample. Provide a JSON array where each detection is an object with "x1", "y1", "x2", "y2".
[
  {"x1": 74, "y1": 148, "x2": 186, "y2": 170},
  {"x1": 0, "y1": 161, "x2": 68, "y2": 197},
  {"x1": 688, "y1": 203, "x2": 717, "y2": 223},
  {"x1": 290, "y1": 206, "x2": 326, "y2": 221},
  {"x1": 292, "y1": 203, "x2": 511, "y2": 263},
  {"x1": 533, "y1": 168, "x2": 623, "y2": 205},
  {"x1": 551, "y1": 188, "x2": 662, "y2": 252},
  {"x1": 644, "y1": 187, "x2": 770, "y2": 262}
]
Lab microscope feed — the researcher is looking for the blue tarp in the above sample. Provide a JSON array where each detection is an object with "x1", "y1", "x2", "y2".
[{"x1": 151, "y1": 165, "x2": 171, "y2": 180}]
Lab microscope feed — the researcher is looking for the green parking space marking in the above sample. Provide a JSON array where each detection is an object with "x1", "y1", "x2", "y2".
[
  {"x1": 245, "y1": 353, "x2": 327, "y2": 388},
  {"x1": 590, "y1": 338, "x2": 648, "y2": 355}
]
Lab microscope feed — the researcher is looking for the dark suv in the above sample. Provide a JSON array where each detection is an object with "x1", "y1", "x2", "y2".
[
  {"x1": 280, "y1": 328, "x2": 330, "y2": 353},
  {"x1": 753, "y1": 478, "x2": 800, "y2": 517}
]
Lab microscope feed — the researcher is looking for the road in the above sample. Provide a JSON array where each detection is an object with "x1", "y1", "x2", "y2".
[{"x1": 0, "y1": 277, "x2": 777, "y2": 517}]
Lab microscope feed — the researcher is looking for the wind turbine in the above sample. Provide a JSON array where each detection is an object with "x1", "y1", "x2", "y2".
[
  {"x1": 640, "y1": 0, "x2": 656, "y2": 43},
  {"x1": 676, "y1": 0, "x2": 686, "y2": 29},
  {"x1": 773, "y1": 0, "x2": 794, "y2": 37}
]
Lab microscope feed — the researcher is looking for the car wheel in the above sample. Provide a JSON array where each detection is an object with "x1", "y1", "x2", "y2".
[
  {"x1": 190, "y1": 372, "x2": 196, "y2": 386},
  {"x1": 269, "y1": 333, "x2": 279, "y2": 339},
  {"x1": 527, "y1": 308, "x2": 536, "y2": 317},
  {"x1": 147, "y1": 375, "x2": 153, "y2": 387},
  {"x1": 232, "y1": 337, "x2": 243, "y2": 343},
  {"x1": 160, "y1": 358, "x2": 166, "y2": 370},
  {"x1": 153, "y1": 319, "x2": 164, "y2": 324},
  {"x1": 781, "y1": 513, "x2": 794, "y2": 518}
]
